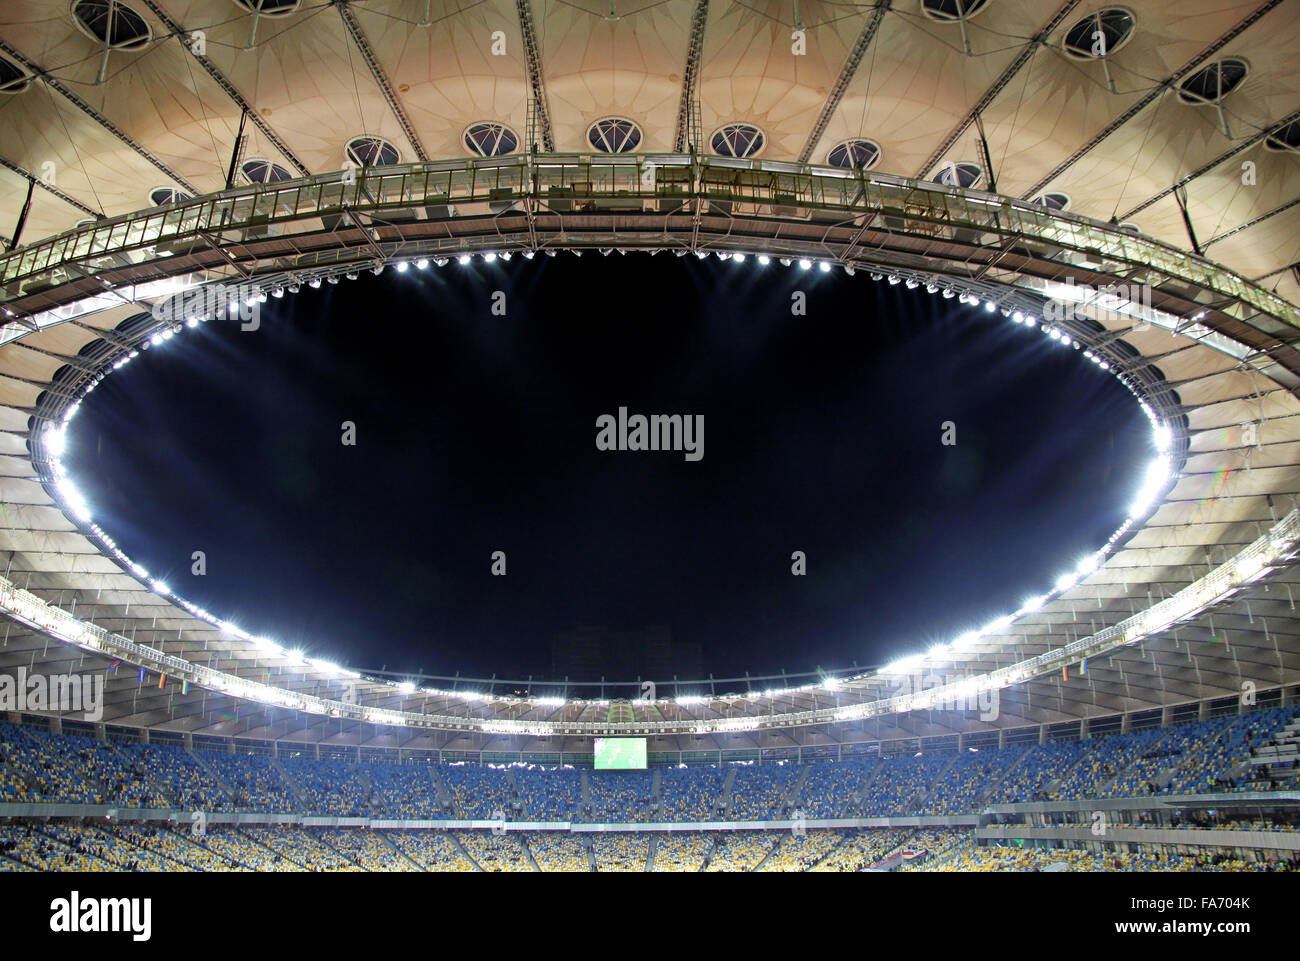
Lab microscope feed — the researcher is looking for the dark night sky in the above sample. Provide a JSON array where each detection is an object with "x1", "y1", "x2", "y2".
[{"x1": 63, "y1": 254, "x2": 1150, "y2": 682}]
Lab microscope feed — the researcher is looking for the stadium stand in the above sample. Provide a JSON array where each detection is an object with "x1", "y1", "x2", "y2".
[
  {"x1": 921, "y1": 748, "x2": 1024, "y2": 814},
  {"x1": 591, "y1": 832, "x2": 650, "y2": 872},
  {"x1": 456, "y1": 830, "x2": 534, "y2": 872},
  {"x1": 113, "y1": 825, "x2": 232, "y2": 871},
  {"x1": 935, "y1": 846, "x2": 1295, "y2": 873},
  {"x1": 368, "y1": 762, "x2": 443, "y2": 818},
  {"x1": 0, "y1": 722, "x2": 107, "y2": 804},
  {"x1": 809, "y1": 829, "x2": 911, "y2": 872},
  {"x1": 279, "y1": 756, "x2": 370, "y2": 816},
  {"x1": 183, "y1": 828, "x2": 274, "y2": 870},
  {"x1": 247, "y1": 827, "x2": 358, "y2": 871},
  {"x1": 0, "y1": 823, "x2": 114, "y2": 871},
  {"x1": 196, "y1": 750, "x2": 297, "y2": 813},
  {"x1": 65, "y1": 824, "x2": 191, "y2": 872},
  {"x1": 986, "y1": 739, "x2": 1091, "y2": 804},
  {"x1": 760, "y1": 829, "x2": 845, "y2": 871},
  {"x1": 859, "y1": 752, "x2": 951, "y2": 815},
  {"x1": 515, "y1": 768, "x2": 583, "y2": 820},
  {"x1": 897, "y1": 829, "x2": 970, "y2": 871},
  {"x1": 652, "y1": 833, "x2": 713, "y2": 872},
  {"x1": 524, "y1": 832, "x2": 589, "y2": 872},
  {"x1": 388, "y1": 830, "x2": 475, "y2": 871},
  {"x1": 441, "y1": 764, "x2": 511, "y2": 819},
  {"x1": 314, "y1": 828, "x2": 410, "y2": 871},
  {"x1": 704, "y1": 830, "x2": 776, "y2": 871},
  {"x1": 796, "y1": 761, "x2": 872, "y2": 818},
  {"x1": 8, "y1": 709, "x2": 1294, "y2": 824},
  {"x1": 0, "y1": 706, "x2": 1298, "y2": 871},
  {"x1": 585, "y1": 771, "x2": 655, "y2": 822},
  {"x1": 657, "y1": 766, "x2": 724, "y2": 821},
  {"x1": 725, "y1": 764, "x2": 801, "y2": 820},
  {"x1": 117, "y1": 742, "x2": 234, "y2": 811}
]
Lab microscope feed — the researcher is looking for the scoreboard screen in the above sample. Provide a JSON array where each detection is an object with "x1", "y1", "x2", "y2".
[{"x1": 593, "y1": 737, "x2": 647, "y2": 770}]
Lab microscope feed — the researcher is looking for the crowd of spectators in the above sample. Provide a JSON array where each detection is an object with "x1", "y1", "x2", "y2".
[
  {"x1": 514, "y1": 768, "x2": 583, "y2": 820},
  {"x1": 195, "y1": 751, "x2": 296, "y2": 813},
  {"x1": 810, "y1": 829, "x2": 910, "y2": 872},
  {"x1": 703, "y1": 830, "x2": 775, "y2": 871},
  {"x1": 936, "y1": 845, "x2": 1296, "y2": 872},
  {"x1": 725, "y1": 765, "x2": 800, "y2": 820},
  {"x1": 1, "y1": 707, "x2": 1299, "y2": 873},
  {"x1": 652, "y1": 833, "x2": 713, "y2": 871},
  {"x1": 280, "y1": 757, "x2": 370, "y2": 816},
  {"x1": 523, "y1": 832, "x2": 589, "y2": 871},
  {"x1": 759, "y1": 830, "x2": 843, "y2": 871},
  {"x1": 591, "y1": 832, "x2": 650, "y2": 871},
  {"x1": 389, "y1": 830, "x2": 475, "y2": 871},
  {"x1": 456, "y1": 830, "x2": 533, "y2": 871},
  {"x1": 657, "y1": 766, "x2": 724, "y2": 821}
]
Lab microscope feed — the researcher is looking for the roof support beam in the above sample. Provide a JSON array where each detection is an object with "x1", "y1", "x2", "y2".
[
  {"x1": 1120, "y1": 109, "x2": 1300, "y2": 222},
  {"x1": 516, "y1": 0, "x2": 554, "y2": 152},
  {"x1": 1021, "y1": 0, "x2": 1286, "y2": 200},
  {"x1": 6, "y1": 178, "x2": 34, "y2": 253},
  {"x1": 796, "y1": 1, "x2": 891, "y2": 164},
  {"x1": 1173, "y1": 184, "x2": 1203, "y2": 255},
  {"x1": 674, "y1": 0, "x2": 710, "y2": 152},
  {"x1": 333, "y1": 0, "x2": 428, "y2": 161},
  {"x1": 0, "y1": 155, "x2": 101, "y2": 220},
  {"x1": 0, "y1": 37, "x2": 200, "y2": 197},
  {"x1": 915, "y1": 0, "x2": 1081, "y2": 179},
  {"x1": 1206, "y1": 196, "x2": 1300, "y2": 251},
  {"x1": 1250, "y1": 261, "x2": 1300, "y2": 286},
  {"x1": 138, "y1": 0, "x2": 312, "y2": 178}
]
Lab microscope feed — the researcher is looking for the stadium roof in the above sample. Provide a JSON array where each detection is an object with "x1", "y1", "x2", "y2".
[{"x1": 0, "y1": 0, "x2": 1297, "y2": 752}]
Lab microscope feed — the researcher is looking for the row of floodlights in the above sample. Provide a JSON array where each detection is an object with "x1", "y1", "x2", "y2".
[{"x1": 38, "y1": 247, "x2": 1178, "y2": 710}]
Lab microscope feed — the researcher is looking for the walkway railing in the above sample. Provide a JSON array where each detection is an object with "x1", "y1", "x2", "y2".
[{"x1": 1, "y1": 153, "x2": 1295, "y2": 338}]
